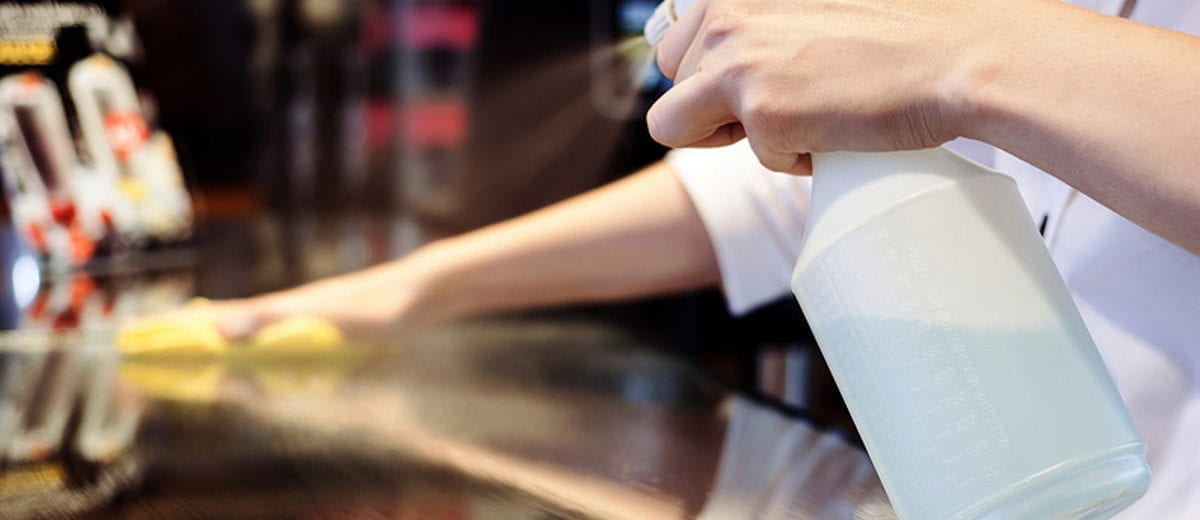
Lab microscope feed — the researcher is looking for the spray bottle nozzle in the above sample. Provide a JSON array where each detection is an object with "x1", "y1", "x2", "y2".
[
  {"x1": 643, "y1": 0, "x2": 678, "y2": 47},
  {"x1": 645, "y1": 0, "x2": 700, "y2": 47}
]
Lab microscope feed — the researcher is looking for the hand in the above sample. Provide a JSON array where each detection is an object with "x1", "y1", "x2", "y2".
[
  {"x1": 205, "y1": 256, "x2": 446, "y2": 342},
  {"x1": 648, "y1": 0, "x2": 1006, "y2": 174}
]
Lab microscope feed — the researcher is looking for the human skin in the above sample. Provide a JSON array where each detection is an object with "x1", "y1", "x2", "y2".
[
  {"x1": 207, "y1": 161, "x2": 721, "y2": 339},
  {"x1": 648, "y1": 0, "x2": 1200, "y2": 254}
]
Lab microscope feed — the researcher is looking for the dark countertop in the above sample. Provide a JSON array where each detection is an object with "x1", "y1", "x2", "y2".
[{"x1": 0, "y1": 214, "x2": 894, "y2": 519}]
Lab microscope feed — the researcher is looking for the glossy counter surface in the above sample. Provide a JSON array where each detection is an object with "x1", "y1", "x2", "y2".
[
  {"x1": 0, "y1": 216, "x2": 894, "y2": 519},
  {"x1": 0, "y1": 318, "x2": 892, "y2": 519}
]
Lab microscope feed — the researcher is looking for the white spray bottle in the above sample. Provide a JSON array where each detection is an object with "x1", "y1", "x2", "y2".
[
  {"x1": 645, "y1": 3, "x2": 1150, "y2": 519},
  {"x1": 69, "y1": 53, "x2": 194, "y2": 243}
]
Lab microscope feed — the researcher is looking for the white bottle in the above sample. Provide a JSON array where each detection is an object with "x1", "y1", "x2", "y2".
[
  {"x1": 0, "y1": 73, "x2": 102, "y2": 266},
  {"x1": 792, "y1": 149, "x2": 1149, "y2": 519},
  {"x1": 69, "y1": 53, "x2": 194, "y2": 242},
  {"x1": 644, "y1": 4, "x2": 1151, "y2": 519}
]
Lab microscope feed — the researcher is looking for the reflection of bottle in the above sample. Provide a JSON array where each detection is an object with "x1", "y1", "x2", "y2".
[
  {"x1": 4, "y1": 343, "x2": 85, "y2": 463},
  {"x1": 697, "y1": 397, "x2": 890, "y2": 520},
  {"x1": 645, "y1": 3, "x2": 1150, "y2": 518},
  {"x1": 75, "y1": 346, "x2": 141, "y2": 463},
  {"x1": 0, "y1": 338, "x2": 143, "y2": 511}
]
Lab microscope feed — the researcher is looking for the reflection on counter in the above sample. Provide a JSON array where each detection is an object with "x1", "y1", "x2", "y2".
[
  {"x1": 0, "y1": 333, "x2": 143, "y2": 518},
  {"x1": 700, "y1": 398, "x2": 891, "y2": 520},
  {"x1": 0, "y1": 316, "x2": 892, "y2": 519}
]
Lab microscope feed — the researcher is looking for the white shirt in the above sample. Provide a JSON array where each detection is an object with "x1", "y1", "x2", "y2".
[{"x1": 667, "y1": 3, "x2": 1200, "y2": 517}]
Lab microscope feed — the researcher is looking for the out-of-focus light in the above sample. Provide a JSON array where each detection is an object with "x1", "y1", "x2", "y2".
[{"x1": 12, "y1": 253, "x2": 40, "y2": 309}]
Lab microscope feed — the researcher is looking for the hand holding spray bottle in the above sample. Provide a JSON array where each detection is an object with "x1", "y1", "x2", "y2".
[{"x1": 644, "y1": 2, "x2": 1151, "y2": 518}]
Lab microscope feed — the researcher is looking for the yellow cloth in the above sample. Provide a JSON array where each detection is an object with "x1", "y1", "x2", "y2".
[
  {"x1": 116, "y1": 312, "x2": 228, "y2": 358},
  {"x1": 252, "y1": 316, "x2": 344, "y2": 354},
  {"x1": 117, "y1": 308, "x2": 344, "y2": 358}
]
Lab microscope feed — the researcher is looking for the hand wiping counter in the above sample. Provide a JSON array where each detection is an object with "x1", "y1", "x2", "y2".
[{"x1": 116, "y1": 299, "x2": 344, "y2": 358}]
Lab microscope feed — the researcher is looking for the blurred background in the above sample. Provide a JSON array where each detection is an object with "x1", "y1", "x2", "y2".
[
  {"x1": 0, "y1": 0, "x2": 825, "y2": 391},
  {"x1": 0, "y1": 2, "x2": 886, "y2": 518},
  {"x1": 133, "y1": 0, "x2": 667, "y2": 227}
]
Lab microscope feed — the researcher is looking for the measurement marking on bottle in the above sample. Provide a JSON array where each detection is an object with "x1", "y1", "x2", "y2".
[{"x1": 799, "y1": 224, "x2": 1029, "y2": 517}]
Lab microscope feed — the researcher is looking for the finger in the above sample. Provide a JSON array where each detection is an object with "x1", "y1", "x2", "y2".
[
  {"x1": 688, "y1": 122, "x2": 746, "y2": 148},
  {"x1": 787, "y1": 153, "x2": 814, "y2": 176},
  {"x1": 647, "y1": 73, "x2": 737, "y2": 147},
  {"x1": 655, "y1": 0, "x2": 709, "y2": 79},
  {"x1": 671, "y1": 33, "x2": 706, "y2": 84},
  {"x1": 747, "y1": 135, "x2": 811, "y2": 174}
]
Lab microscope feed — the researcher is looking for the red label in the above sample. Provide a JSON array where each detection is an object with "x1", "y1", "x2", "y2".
[
  {"x1": 401, "y1": 100, "x2": 467, "y2": 149},
  {"x1": 48, "y1": 198, "x2": 76, "y2": 224},
  {"x1": 401, "y1": 5, "x2": 479, "y2": 49},
  {"x1": 104, "y1": 111, "x2": 150, "y2": 160},
  {"x1": 366, "y1": 100, "x2": 397, "y2": 151},
  {"x1": 25, "y1": 222, "x2": 47, "y2": 252}
]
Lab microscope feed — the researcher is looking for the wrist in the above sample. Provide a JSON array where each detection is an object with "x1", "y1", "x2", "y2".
[
  {"x1": 395, "y1": 237, "x2": 470, "y2": 327},
  {"x1": 934, "y1": 0, "x2": 1065, "y2": 144}
]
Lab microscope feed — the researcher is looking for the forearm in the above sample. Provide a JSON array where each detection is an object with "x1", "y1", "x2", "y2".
[
  {"x1": 408, "y1": 160, "x2": 721, "y2": 323},
  {"x1": 959, "y1": 0, "x2": 1200, "y2": 253}
]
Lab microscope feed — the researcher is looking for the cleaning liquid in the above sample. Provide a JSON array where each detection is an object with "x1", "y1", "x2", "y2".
[
  {"x1": 644, "y1": 4, "x2": 1151, "y2": 519},
  {"x1": 615, "y1": 35, "x2": 661, "y2": 91}
]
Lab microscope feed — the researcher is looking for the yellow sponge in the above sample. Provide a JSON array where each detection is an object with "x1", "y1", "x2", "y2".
[
  {"x1": 251, "y1": 316, "x2": 344, "y2": 353},
  {"x1": 116, "y1": 312, "x2": 228, "y2": 358},
  {"x1": 117, "y1": 301, "x2": 344, "y2": 358}
]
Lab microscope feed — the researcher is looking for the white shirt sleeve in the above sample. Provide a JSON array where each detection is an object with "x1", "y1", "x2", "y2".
[
  {"x1": 667, "y1": 141, "x2": 812, "y2": 315},
  {"x1": 667, "y1": 138, "x2": 995, "y2": 316}
]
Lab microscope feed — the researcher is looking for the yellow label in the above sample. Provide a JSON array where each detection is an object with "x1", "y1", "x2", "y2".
[
  {"x1": 0, "y1": 40, "x2": 56, "y2": 65},
  {"x1": 0, "y1": 463, "x2": 66, "y2": 498},
  {"x1": 119, "y1": 177, "x2": 147, "y2": 201}
]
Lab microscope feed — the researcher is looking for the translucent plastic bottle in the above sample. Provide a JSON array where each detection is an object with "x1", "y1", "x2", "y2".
[
  {"x1": 643, "y1": 4, "x2": 1152, "y2": 518},
  {"x1": 792, "y1": 149, "x2": 1149, "y2": 519}
]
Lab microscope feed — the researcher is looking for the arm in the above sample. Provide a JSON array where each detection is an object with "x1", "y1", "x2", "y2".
[
  {"x1": 216, "y1": 161, "x2": 721, "y2": 338},
  {"x1": 649, "y1": 0, "x2": 1200, "y2": 254},
  {"x1": 961, "y1": 1, "x2": 1200, "y2": 253}
]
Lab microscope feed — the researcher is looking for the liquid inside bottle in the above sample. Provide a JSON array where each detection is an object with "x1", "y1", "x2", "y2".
[{"x1": 791, "y1": 149, "x2": 1150, "y2": 519}]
